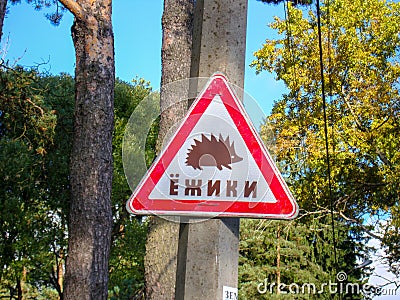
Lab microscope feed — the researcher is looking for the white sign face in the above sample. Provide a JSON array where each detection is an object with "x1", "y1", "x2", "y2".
[
  {"x1": 126, "y1": 74, "x2": 298, "y2": 219},
  {"x1": 149, "y1": 95, "x2": 277, "y2": 203},
  {"x1": 223, "y1": 286, "x2": 238, "y2": 300}
]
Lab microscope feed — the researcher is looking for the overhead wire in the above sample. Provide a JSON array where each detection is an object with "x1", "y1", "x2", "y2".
[
  {"x1": 284, "y1": 0, "x2": 304, "y2": 175},
  {"x1": 315, "y1": 0, "x2": 339, "y2": 275},
  {"x1": 283, "y1": 0, "x2": 339, "y2": 286}
]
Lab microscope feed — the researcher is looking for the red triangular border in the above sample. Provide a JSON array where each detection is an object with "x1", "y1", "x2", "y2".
[{"x1": 126, "y1": 74, "x2": 298, "y2": 219}]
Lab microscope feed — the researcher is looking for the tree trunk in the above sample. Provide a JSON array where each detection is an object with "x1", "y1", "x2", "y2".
[
  {"x1": 158, "y1": 0, "x2": 194, "y2": 147},
  {"x1": 60, "y1": 1, "x2": 114, "y2": 299},
  {"x1": 0, "y1": 0, "x2": 7, "y2": 42},
  {"x1": 16, "y1": 277, "x2": 22, "y2": 300},
  {"x1": 144, "y1": 1, "x2": 194, "y2": 299}
]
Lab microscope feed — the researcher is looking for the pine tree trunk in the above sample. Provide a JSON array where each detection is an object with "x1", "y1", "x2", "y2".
[
  {"x1": 0, "y1": 0, "x2": 7, "y2": 41},
  {"x1": 62, "y1": 1, "x2": 114, "y2": 299},
  {"x1": 144, "y1": 1, "x2": 194, "y2": 299},
  {"x1": 158, "y1": 0, "x2": 194, "y2": 148}
]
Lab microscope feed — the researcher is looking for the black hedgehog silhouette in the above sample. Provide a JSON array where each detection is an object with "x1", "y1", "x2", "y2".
[{"x1": 186, "y1": 134, "x2": 243, "y2": 170}]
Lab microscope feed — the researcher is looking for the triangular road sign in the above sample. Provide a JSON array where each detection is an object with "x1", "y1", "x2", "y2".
[{"x1": 126, "y1": 74, "x2": 298, "y2": 219}]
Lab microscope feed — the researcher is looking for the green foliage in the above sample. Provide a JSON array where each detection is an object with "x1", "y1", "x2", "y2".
[
  {"x1": 122, "y1": 89, "x2": 160, "y2": 196},
  {"x1": 239, "y1": 219, "x2": 326, "y2": 299},
  {"x1": 108, "y1": 218, "x2": 147, "y2": 300},
  {"x1": 111, "y1": 77, "x2": 152, "y2": 218},
  {"x1": 0, "y1": 66, "x2": 69, "y2": 298},
  {"x1": 109, "y1": 77, "x2": 153, "y2": 298},
  {"x1": 239, "y1": 218, "x2": 367, "y2": 299}
]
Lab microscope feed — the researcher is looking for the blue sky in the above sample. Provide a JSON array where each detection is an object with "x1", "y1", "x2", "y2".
[{"x1": 2, "y1": 0, "x2": 287, "y2": 115}]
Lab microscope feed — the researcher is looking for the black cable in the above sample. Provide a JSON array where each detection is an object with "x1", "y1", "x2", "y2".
[
  {"x1": 284, "y1": 0, "x2": 299, "y2": 96},
  {"x1": 316, "y1": 0, "x2": 338, "y2": 272},
  {"x1": 284, "y1": 1, "x2": 294, "y2": 66}
]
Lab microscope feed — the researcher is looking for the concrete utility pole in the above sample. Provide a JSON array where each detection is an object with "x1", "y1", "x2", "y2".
[{"x1": 175, "y1": 0, "x2": 248, "y2": 299}]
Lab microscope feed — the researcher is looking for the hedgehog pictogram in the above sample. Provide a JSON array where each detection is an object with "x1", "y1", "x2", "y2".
[{"x1": 186, "y1": 134, "x2": 243, "y2": 170}]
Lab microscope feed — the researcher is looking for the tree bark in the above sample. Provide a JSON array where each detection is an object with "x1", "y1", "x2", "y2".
[
  {"x1": 157, "y1": 0, "x2": 194, "y2": 149},
  {"x1": 0, "y1": 0, "x2": 7, "y2": 42},
  {"x1": 60, "y1": 1, "x2": 114, "y2": 299},
  {"x1": 144, "y1": 1, "x2": 194, "y2": 299}
]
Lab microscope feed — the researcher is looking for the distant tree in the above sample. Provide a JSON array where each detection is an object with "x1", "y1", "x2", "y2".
[
  {"x1": 29, "y1": 72, "x2": 74, "y2": 299},
  {"x1": 108, "y1": 78, "x2": 153, "y2": 299},
  {"x1": 0, "y1": 66, "x2": 71, "y2": 300}
]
